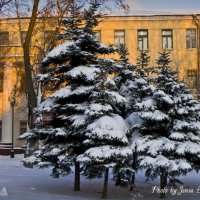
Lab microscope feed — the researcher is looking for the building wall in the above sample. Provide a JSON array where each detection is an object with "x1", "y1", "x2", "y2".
[
  {"x1": 0, "y1": 19, "x2": 41, "y2": 147},
  {"x1": 95, "y1": 15, "x2": 198, "y2": 85},
  {"x1": 0, "y1": 15, "x2": 199, "y2": 147}
]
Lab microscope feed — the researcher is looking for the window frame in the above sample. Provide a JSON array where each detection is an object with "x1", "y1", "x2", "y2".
[
  {"x1": 10, "y1": 32, "x2": 19, "y2": 46},
  {"x1": 0, "y1": 62, "x2": 4, "y2": 92},
  {"x1": 114, "y1": 30, "x2": 125, "y2": 46},
  {"x1": 138, "y1": 29, "x2": 148, "y2": 51},
  {"x1": 186, "y1": 69, "x2": 197, "y2": 89},
  {"x1": 186, "y1": 29, "x2": 196, "y2": 49},
  {"x1": 19, "y1": 120, "x2": 27, "y2": 135},
  {"x1": 162, "y1": 29, "x2": 173, "y2": 50},
  {"x1": 13, "y1": 62, "x2": 26, "y2": 93},
  {"x1": 0, "y1": 32, "x2": 9, "y2": 46},
  {"x1": 94, "y1": 30, "x2": 101, "y2": 42},
  {"x1": 20, "y1": 31, "x2": 27, "y2": 45},
  {"x1": 0, "y1": 120, "x2": 2, "y2": 141},
  {"x1": 43, "y1": 30, "x2": 55, "y2": 50}
]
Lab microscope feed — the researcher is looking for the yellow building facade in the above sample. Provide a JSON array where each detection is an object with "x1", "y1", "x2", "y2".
[
  {"x1": 0, "y1": 13, "x2": 200, "y2": 149},
  {"x1": 95, "y1": 14, "x2": 200, "y2": 90}
]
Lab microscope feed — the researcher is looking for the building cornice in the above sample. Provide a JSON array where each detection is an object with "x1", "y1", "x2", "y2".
[{"x1": 0, "y1": 13, "x2": 200, "y2": 23}]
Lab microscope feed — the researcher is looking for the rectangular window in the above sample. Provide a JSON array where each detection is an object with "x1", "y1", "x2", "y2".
[
  {"x1": 162, "y1": 29, "x2": 173, "y2": 50},
  {"x1": 0, "y1": 32, "x2": 9, "y2": 45},
  {"x1": 14, "y1": 61, "x2": 24, "y2": 67},
  {"x1": 114, "y1": 30, "x2": 125, "y2": 46},
  {"x1": 0, "y1": 121, "x2": 2, "y2": 141},
  {"x1": 0, "y1": 62, "x2": 4, "y2": 92},
  {"x1": 186, "y1": 69, "x2": 197, "y2": 89},
  {"x1": 44, "y1": 30, "x2": 55, "y2": 49},
  {"x1": 186, "y1": 29, "x2": 196, "y2": 49},
  {"x1": 44, "y1": 30, "x2": 54, "y2": 42},
  {"x1": 20, "y1": 31, "x2": 27, "y2": 45},
  {"x1": 10, "y1": 32, "x2": 19, "y2": 45},
  {"x1": 14, "y1": 62, "x2": 26, "y2": 93},
  {"x1": 20, "y1": 121, "x2": 27, "y2": 135},
  {"x1": 94, "y1": 31, "x2": 101, "y2": 42},
  {"x1": 138, "y1": 30, "x2": 148, "y2": 50}
]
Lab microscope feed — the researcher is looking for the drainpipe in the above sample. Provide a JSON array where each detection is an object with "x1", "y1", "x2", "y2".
[{"x1": 192, "y1": 14, "x2": 200, "y2": 99}]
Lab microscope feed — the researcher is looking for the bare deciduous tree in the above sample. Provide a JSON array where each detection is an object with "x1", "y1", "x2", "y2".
[
  {"x1": 0, "y1": 0, "x2": 12, "y2": 13},
  {"x1": 23, "y1": 0, "x2": 40, "y2": 128}
]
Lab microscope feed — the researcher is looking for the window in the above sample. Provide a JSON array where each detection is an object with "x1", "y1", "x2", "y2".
[
  {"x1": 14, "y1": 62, "x2": 26, "y2": 93},
  {"x1": 138, "y1": 30, "x2": 148, "y2": 50},
  {"x1": 0, "y1": 32, "x2": 9, "y2": 45},
  {"x1": 0, "y1": 62, "x2": 4, "y2": 92},
  {"x1": 186, "y1": 29, "x2": 196, "y2": 49},
  {"x1": 44, "y1": 30, "x2": 55, "y2": 50},
  {"x1": 114, "y1": 30, "x2": 125, "y2": 46},
  {"x1": 186, "y1": 69, "x2": 197, "y2": 89},
  {"x1": 10, "y1": 32, "x2": 19, "y2": 45},
  {"x1": 20, "y1": 31, "x2": 27, "y2": 45},
  {"x1": 14, "y1": 61, "x2": 24, "y2": 68},
  {"x1": 44, "y1": 30, "x2": 54, "y2": 42},
  {"x1": 162, "y1": 29, "x2": 173, "y2": 50},
  {"x1": 20, "y1": 121, "x2": 27, "y2": 135},
  {"x1": 94, "y1": 31, "x2": 101, "y2": 42},
  {"x1": 0, "y1": 121, "x2": 2, "y2": 141}
]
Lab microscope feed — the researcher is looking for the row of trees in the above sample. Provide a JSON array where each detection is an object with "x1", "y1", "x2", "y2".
[
  {"x1": 19, "y1": 1, "x2": 200, "y2": 199},
  {"x1": 0, "y1": 0, "x2": 130, "y2": 129}
]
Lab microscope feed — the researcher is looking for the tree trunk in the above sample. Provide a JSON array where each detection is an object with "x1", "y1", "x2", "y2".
[
  {"x1": 130, "y1": 151, "x2": 137, "y2": 190},
  {"x1": 22, "y1": 0, "x2": 39, "y2": 162},
  {"x1": 164, "y1": 172, "x2": 168, "y2": 188},
  {"x1": 160, "y1": 169, "x2": 167, "y2": 199},
  {"x1": 23, "y1": 0, "x2": 39, "y2": 129},
  {"x1": 160, "y1": 172, "x2": 165, "y2": 199},
  {"x1": 130, "y1": 173, "x2": 135, "y2": 191},
  {"x1": 102, "y1": 168, "x2": 109, "y2": 199},
  {"x1": 74, "y1": 161, "x2": 80, "y2": 191}
]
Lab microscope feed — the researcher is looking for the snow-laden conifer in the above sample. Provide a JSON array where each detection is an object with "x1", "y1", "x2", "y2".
[
  {"x1": 127, "y1": 52, "x2": 200, "y2": 198},
  {"x1": 20, "y1": 2, "x2": 130, "y2": 198},
  {"x1": 114, "y1": 45, "x2": 153, "y2": 189}
]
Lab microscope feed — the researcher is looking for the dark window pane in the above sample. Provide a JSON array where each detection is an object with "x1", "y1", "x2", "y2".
[
  {"x1": 20, "y1": 121, "x2": 27, "y2": 135},
  {"x1": 44, "y1": 30, "x2": 55, "y2": 51},
  {"x1": 13, "y1": 62, "x2": 26, "y2": 93},
  {"x1": 0, "y1": 32, "x2": 9, "y2": 45},
  {"x1": 0, "y1": 62, "x2": 4, "y2": 92}
]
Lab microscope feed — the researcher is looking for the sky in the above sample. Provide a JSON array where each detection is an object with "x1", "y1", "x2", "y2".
[{"x1": 125, "y1": 0, "x2": 200, "y2": 11}]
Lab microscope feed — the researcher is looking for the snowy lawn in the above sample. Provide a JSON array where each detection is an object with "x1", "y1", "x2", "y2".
[{"x1": 0, "y1": 154, "x2": 200, "y2": 200}]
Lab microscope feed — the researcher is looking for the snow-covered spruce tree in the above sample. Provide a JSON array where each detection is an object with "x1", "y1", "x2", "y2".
[
  {"x1": 114, "y1": 45, "x2": 152, "y2": 117},
  {"x1": 114, "y1": 45, "x2": 153, "y2": 190},
  {"x1": 19, "y1": 1, "x2": 131, "y2": 196},
  {"x1": 19, "y1": 3, "x2": 86, "y2": 191},
  {"x1": 74, "y1": 49, "x2": 132, "y2": 198},
  {"x1": 128, "y1": 51, "x2": 200, "y2": 199},
  {"x1": 136, "y1": 50, "x2": 150, "y2": 77},
  {"x1": 114, "y1": 44, "x2": 137, "y2": 117}
]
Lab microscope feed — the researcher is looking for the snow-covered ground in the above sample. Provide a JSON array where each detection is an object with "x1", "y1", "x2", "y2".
[{"x1": 0, "y1": 155, "x2": 200, "y2": 200}]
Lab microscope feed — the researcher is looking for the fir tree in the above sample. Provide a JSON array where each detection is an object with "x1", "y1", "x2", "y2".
[
  {"x1": 136, "y1": 50, "x2": 150, "y2": 77},
  {"x1": 114, "y1": 44, "x2": 136, "y2": 117},
  {"x1": 114, "y1": 45, "x2": 152, "y2": 189},
  {"x1": 128, "y1": 51, "x2": 200, "y2": 199},
  {"x1": 20, "y1": 1, "x2": 131, "y2": 197}
]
